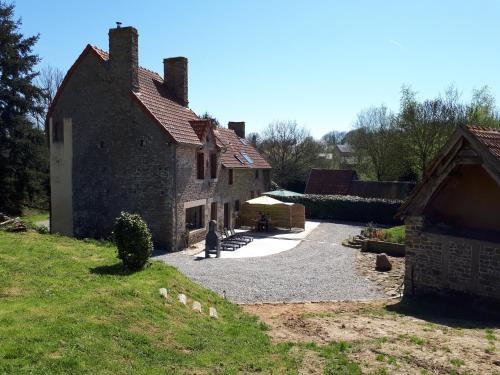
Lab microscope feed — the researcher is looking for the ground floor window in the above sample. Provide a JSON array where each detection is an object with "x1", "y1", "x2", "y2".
[
  {"x1": 234, "y1": 200, "x2": 240, "y2": 212},
  {"x1": 186, "y1": 205, "x2": 204, "y2": 230}
]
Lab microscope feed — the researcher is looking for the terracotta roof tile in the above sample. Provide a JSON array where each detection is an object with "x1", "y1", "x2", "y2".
[
  {"x1": 467, "y1": 125, "x2": 500, "y2": 161},
  {"x1": 213, "y1": 128, "x2": 271, "y2": 169},
  {"x1": 89, "y1": 45, "x2": 201, "y2": 146},
  {"x1": 305, "y1": 169, "x2": 357, "y2": 194}
]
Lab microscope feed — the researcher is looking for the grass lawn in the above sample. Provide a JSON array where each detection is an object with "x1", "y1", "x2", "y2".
[
  {"x1": 0, "y1": 231, "x2": 299, "y2": 374},
  {"x1": 382, "y1": 225, "x2": 405, "y2": 244}
]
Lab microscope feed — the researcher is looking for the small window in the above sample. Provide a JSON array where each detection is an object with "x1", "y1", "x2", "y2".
[
  {"x1": 241, "y1": 152, "x2": 254, "y2": 164},
  {"x1": 257, "y1": 190, "x2": 261, "y2": 197},
  {"x1": 52, "y1": 120, "x2": 63, "y2": 143},
  {"x1": 99, "y1": 141, "x2": 105, "y2": 148},
  {"x1": 210, "y1": 202, "x2": 217, "y2": 221},
  {"x1": 234, "y1": 200, "x2": 240, "y2": 212},
  {"x1": 234, "y1": 154, "x2": 244, "y2": 164},
  {"x1": 250, "y1": 191, "x2": 255, "y2": 199},
  {"x1": 210, "y1": 153, "x2": 217, "y2": 179},
  {"x1": 186, "y1": 205, "x2": 204, "y2": 230},
  {"x1": 197, "y1": 152, "x2": 204, "y2": 179},
  {"x1": 228, "y1": 169, "x2": 233, "y2": 185},
  {"x1": 140, "y1": 139, "x2": 145, "y2": 147},
  {"x1": 255, "y1": 169, "x2": 259, "y2": 179}
]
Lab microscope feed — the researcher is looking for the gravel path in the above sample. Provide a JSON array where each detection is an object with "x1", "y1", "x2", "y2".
[{"x1": 154, "y1": 222, "x2": 385, "y2": 303}]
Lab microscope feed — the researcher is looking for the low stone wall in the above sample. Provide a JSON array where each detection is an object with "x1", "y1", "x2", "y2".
[
  {"x1": 361, "y1": 240, "x2": 405, "y2": 257},
  {"x1": 404, "y1": 216, "x2": 500, "y2": 302}
]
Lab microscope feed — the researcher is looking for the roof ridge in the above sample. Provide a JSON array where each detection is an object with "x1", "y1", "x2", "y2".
[{"x1": 466, "y1": 125, "x2": 500, "y2": 132}]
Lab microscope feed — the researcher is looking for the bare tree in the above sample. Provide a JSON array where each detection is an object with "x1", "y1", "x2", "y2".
[
  {"x1": 33, "y1": 65, "x2": 64, "y2": 141},
  {"x1": 260, "y1": 120, "x2": 323, "y2": 190}
]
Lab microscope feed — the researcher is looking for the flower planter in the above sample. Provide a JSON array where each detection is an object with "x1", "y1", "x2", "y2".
[{"x1": 361, "y1": 239, "x2": 405, "y2": 257}]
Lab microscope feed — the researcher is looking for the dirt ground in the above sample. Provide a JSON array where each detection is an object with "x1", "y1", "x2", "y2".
[{"x1": 243, "y1": 299, "x2": 500, "y2": 375}]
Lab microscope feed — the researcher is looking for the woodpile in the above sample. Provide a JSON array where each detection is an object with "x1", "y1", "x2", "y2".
[{"x1": 0, "y1": 213, "x2": 27, "y2": 232}]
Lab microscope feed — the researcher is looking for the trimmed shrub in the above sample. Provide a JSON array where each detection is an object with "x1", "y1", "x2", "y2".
[
  {"x1": 279, "y1": 194, "x2": 403, "y2": 225},
  {"x1": 113, "y1": 212, "x2": 153, "y2": 270}
]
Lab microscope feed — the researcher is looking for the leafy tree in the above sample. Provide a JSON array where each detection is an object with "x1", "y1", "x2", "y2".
[
  {"x1": 0, "y1": 2, "x2": 46, "y2": 214},
  {"x1": 467, "y1": 85, "x2": 500, "y2": 128},
  {"x1": 350, "y1": 105, "x2": 405, "y2": 181},
  {"x1": 398, "y1": 85, "x2": 466, "y2": 177},
  {"x1": 321, "y1": 130, "x2": 347, "y2": 146}
]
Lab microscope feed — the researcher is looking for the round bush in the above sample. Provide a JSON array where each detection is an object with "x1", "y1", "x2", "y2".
[{"x1": 113, "y1": 212, "x2": 153, "y2": 270}]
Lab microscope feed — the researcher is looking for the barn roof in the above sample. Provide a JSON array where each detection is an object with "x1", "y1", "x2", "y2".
[{"x1": 398, "y1": 125, "x2": 500, "y2": 218}]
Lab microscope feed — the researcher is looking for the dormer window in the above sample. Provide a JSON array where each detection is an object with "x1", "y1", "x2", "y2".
[
  {"x1": 210, "y1": 153, "x2": 217, "y2": 179},
  {"x1": 197, "y1": 152, "x2": 204, "y2": 179}
]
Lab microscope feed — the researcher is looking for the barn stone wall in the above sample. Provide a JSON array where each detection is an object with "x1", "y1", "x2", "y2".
[{"x1": 404, "y1": 215, "x2": 500, "y2": 302}]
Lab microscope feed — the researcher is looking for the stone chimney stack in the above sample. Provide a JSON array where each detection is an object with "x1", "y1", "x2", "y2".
[
  {"x1": 108, "y1": 25, "x2": 139, "y2": 92},
  {"x1": 228, "y1": 121, "x2": 245, "y2": 139},
  {"x1": 164, "y1": 57, "x2": 188, "y2": 107}
]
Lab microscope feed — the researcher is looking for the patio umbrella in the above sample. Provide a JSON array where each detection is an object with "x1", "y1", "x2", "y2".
[{"x1": 262, "y1": 189, "x2": 304, "y2": 198}]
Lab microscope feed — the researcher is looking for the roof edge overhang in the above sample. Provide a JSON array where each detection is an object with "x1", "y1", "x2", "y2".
[
  {"x1": 396, "y1": 125, "x2": 500, "y2": 220},
  {"x1": 46, "y1": 44, "x2": 105, "y2": 121}
]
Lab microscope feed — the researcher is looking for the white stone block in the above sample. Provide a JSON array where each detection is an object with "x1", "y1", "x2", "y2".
[
  {"x1": 178, "y1": 293, "x2": 187, "y2": 305},
  {"x1": 209, "y1": 306, "x2": 218, "y2": 319},
  {"x1": 192, "y1": 301, "x2": 202, "y2": 312},
  {"x1": 159, "y1": 288, "x2": 168, "y2": 298}
]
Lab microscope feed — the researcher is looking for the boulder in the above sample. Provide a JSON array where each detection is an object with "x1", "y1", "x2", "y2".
[
  {"x1": 159, "y1": 288, "x2": 168, "y2": 298},
  {"x1": 209, "y1": 307, "x2": 218, "y2": 319},
  {"x1": 192, "y1": 301, "x2": 202, "y2": 312},
  {"x1": 178, "y1": 293, "x2": 187, "y2": 305},
  {"x1": 375, "y1": 253, "x2": 392, "y2": 272}
]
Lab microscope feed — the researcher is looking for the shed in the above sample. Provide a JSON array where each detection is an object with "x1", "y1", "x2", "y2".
[
  {"x1": 239, "y1": 196, "x2": 305, "y2": 230},
  {"x1": 398, "y1": 125, "x2": 500, "y2": 302}
]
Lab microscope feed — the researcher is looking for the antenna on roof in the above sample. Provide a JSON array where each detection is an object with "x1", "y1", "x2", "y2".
[{"x1": 116, "y1": 21, "x2": 122, "y2": 28}]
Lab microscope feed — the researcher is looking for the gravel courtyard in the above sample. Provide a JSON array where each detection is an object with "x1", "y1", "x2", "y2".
[{"x1": 155, "y1": 222, "x2": 385, "y2": 303}]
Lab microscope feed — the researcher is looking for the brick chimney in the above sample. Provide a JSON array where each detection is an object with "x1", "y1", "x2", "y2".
[
  {"x1": 228, "y1": 121, "x2": 245, "y2": 139},
  {"x1": 164, "y1": 57, "x2": 188, "y2": 107},
  {"x1": 108, "y1": 25, "x2": 139, "y2": 92}
]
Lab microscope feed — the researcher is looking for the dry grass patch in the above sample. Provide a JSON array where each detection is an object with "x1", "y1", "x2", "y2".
[{"x1": 243, "y1": 299, "x2": 499, "y2": 375}]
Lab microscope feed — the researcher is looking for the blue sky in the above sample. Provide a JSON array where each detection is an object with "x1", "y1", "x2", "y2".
[{"x1": 15, "y1": 0, "x2": 500, "y2": 138}]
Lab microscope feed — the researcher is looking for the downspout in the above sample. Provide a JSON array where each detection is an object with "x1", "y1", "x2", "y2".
[{"x1": 173, "y1": 144, "x2": 178, "y2": 251}]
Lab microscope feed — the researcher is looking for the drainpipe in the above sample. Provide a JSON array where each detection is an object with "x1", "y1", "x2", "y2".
[{"x1": 173, "y1": 144, "x2": 178, "y2": 251}]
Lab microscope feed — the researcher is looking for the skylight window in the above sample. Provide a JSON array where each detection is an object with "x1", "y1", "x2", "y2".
[
  {"x1": 239, "y1": 138, "x2": 247, "y2": 145},
  {"x1": 234, "y1": 154, "x2": 245, "y2": 164},
  {"x1": 241, "y1": 152, "x2": 254, "y2": 164}
]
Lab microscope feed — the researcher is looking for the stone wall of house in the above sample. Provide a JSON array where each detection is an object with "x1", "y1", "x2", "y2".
[
  {"x1": 404, "y1": 215, "x2": 500, "y2": 301},
  {"x1": 50, "y1": 51, "x2": 175, "y2": 249},
  {"x1": 173, "y1": 139, "x2": 271, "y2": 249}
]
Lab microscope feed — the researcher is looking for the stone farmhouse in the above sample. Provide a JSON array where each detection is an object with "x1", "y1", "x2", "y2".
[
  {"x1": 398, "y1": 125, "x2": 500, "y2": 302},
  {"x1": 48, "y1": 25, "x2": 271, "y2": 250}
]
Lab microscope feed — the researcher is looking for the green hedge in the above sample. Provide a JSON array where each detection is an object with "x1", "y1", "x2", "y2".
[{"x1": 279, "y1": 194, "x2": 403, "y2": 225}]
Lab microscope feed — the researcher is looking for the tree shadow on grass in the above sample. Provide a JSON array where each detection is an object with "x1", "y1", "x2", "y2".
[
  {"x1": 90, "y1": 262, "x2": 138, "y2": 276},
  {"x1": 386, "y1": 295, "x2": 500, "y2": 329}
]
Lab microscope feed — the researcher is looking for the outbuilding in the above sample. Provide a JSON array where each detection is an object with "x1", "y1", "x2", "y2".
[{"x1": 398, "y1": 125, "x2": 500, "y2": 302}]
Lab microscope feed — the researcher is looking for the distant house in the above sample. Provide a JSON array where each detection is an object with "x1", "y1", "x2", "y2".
[
  {"x1": 398, "y1": 125, "x2": 500, "y2": 302},
  {"x1": 333, "y1": 143, "x2": 356, "y2": 169},
  {"x1": 48, "y1": 25, "x2": 271, "y2": 249},
  {"x1": 305, "y1": 169, "x2": 415, "y2": 200}
]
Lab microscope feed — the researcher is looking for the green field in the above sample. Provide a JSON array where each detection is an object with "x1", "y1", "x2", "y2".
[{"x1": 0, "y1": 231, "x2": 298, "y2": 374}]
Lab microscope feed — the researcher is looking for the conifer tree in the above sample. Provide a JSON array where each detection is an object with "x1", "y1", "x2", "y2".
[{"x1": 0, "y1": 2, "x2": 47, "y2": 214}]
